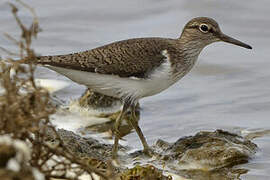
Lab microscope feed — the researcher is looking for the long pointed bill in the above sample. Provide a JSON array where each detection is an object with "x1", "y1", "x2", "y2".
[{"x1": 219, "y1": 33, "x2": 252, "y2": 49}]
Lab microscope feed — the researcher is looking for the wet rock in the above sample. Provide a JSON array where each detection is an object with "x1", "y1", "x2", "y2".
[
  {"x1": 47, "y1": 128, "x2": 257, "y2": 180},
  {"x1": 45, "y1": 128, "x2": 118, "y2": 161},
  {"x1": 178, "y1": 168, "x2": 248, "y2": 180},
  {"x1": 117, "y1": 165, "x2": 172, "y2": 180},
  {"x1": 135, "y1": 129, "x2": 257, "y2": 179},
  {"x1": 154, "y1": 129, "x2": 257, "y2": 169}
]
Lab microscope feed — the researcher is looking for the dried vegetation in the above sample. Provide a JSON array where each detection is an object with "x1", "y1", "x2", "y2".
[{"x1": 0, "y1": 1, "x2": 111, "y2": 179}]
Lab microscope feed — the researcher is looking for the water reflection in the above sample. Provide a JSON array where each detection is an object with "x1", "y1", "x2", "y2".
[{"x1": 75, "y1": 89, "x2": 140, "y2": 139}]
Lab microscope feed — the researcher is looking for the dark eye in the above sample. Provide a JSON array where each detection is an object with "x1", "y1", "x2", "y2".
[{"x1": 199, "y1": 24, "x2": 209, "y2": 33}]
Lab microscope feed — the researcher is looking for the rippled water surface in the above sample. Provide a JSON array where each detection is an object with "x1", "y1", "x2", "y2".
[{"x1": 1, "y1": 0, "x2": 270, "y2": 179}]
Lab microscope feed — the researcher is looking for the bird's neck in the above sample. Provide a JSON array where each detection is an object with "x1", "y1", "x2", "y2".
[
  {"x1": 178, "y1": 34, "x2": 206, "y2": 50},
  {"x1": 176, "y1": 36, "x2": 205, "y2": 64},
  {"x1": 169, "y1": 39, "x2": 204, "y2": 80},
  {"x1": 175, "y1": 36, "x2": 204, "y2": 62}
]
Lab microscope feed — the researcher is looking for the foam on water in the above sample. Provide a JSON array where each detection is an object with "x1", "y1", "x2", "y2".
[{"x1": 34, "y1": 78, "x2": 70, "y2": 93}]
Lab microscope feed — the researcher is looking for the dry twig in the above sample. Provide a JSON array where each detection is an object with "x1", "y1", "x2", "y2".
[{"x1": 0, "y1": 1, "x2": 110, "y2": 179}]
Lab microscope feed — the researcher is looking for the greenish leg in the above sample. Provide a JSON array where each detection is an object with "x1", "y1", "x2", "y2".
[
  {"x1": 112, "y1": 102, "x2": 129, "y2": 159},
  {"x1": 129, "y1": 103, "x2": 152, "y2": 155}
]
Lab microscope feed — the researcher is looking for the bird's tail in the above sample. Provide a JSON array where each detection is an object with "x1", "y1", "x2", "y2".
[
  {"x1": 17, "y1": 56, "x2": 37, "y2": 64},
  {"x1": 17, "y1": 55, "x2": 51, "y2": 65},
  {"x1": 18, "y1": 54, "x2": 77, "y2": 69}
]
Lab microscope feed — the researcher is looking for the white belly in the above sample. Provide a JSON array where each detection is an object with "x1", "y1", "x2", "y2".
[{"x1": 46, "y1": 64, "x2": 177, "y2": 101}]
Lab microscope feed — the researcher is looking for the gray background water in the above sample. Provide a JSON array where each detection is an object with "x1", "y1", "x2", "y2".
[{"x1": 1, "y1": 0, "x2": 270, "y2": 179}]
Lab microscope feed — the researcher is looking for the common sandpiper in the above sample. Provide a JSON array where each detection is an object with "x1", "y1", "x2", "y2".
[{"x1": 34, "y1": 17, "x2": 252, "y2": 159}]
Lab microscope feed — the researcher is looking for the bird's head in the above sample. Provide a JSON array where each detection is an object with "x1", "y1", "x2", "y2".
[{"x1": 179, "y1": 17, "x2": 252, "y2": 50}]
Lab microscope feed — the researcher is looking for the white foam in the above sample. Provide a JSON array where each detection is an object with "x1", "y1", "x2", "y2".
[
  {"x1": 50, "y1": 111, "x2": 111, "y2": 132},
  {"x1": 34, "y1": 79, "x2": 70, "y2": 93}
]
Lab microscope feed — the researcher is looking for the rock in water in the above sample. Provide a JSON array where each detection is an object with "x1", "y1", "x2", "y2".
[
  {"x1": 46, "y1": 128, "x2": 257, "y2": 179},
  {"x1": 159, "y1": 129, "x2": 257, "y2": 169}
]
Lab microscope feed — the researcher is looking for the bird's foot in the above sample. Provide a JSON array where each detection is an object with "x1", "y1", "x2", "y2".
[
  {"x1": 142, "y1": 147, "x2": 155, "y2": 157},
  {"x1": 110, "y1": 157, "x2": 120, "y2": 167}
]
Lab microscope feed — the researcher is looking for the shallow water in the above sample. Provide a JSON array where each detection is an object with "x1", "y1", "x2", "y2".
[{"x1": 1, "y1": 0, "x2": 270, "y2": 179}]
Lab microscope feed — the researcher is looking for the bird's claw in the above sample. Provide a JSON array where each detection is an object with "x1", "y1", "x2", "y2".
[{"x1": 143, "y1": 147, "x2": 155, "y2": 157}]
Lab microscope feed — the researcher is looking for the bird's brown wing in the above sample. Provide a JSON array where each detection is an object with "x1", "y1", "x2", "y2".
[{"x1": 37, "y1": 37, "x2": 173, "y2": 78}]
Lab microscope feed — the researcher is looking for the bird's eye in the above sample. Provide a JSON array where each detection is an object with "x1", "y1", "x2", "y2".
[{"x1": 199, "y1": 24, "x2": 209, "y2": 33}]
